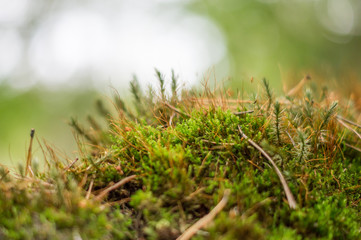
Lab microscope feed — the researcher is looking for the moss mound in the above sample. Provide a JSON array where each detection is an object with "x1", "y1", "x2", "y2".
[{"x1": 1, "y1": 76, "x2": 361, "y2": 239}]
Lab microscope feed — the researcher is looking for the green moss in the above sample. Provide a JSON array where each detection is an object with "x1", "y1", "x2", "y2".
[{"x1": 1, "y1": 74, "x2": 361, "y2": 239}]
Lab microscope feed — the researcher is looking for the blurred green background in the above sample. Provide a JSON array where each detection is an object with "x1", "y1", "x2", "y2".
[
  {"x1": 0, "y1": 84, "x2": 101, "y2": 166},
  {"x1": 190, "y1": 0, "x2": 361, "y2": 90},
  {"x1": 189, "y1": 0, "x2": 361, "y2": 90},
  {"x1": 1, "y1": 0, "x2": 361, "y2": 166}
]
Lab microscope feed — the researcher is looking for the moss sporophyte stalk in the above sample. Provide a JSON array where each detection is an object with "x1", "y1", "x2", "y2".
[{"x1": 1, "y1": 72, "x2": 361, "y2": 239}]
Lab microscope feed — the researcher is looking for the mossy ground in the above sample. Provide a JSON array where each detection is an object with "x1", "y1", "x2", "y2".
[{"x1": 1, "y1": 75, "x2": 361, "y2": 239}]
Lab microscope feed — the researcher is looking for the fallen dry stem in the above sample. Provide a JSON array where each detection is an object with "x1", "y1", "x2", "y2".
[
  {"x1": 177, "y1": 189, "x2": 231, "y2": 240},
  {"x1": 105, "y1": 197, "x2": 131, "y2": 206},
  {"x1": 344, "y1": 143, "x2": 361, "y2": 153},
  {"x1": 233, "y1": 110, "x2": 255, "y2": 115},
  {"x1": 337, "y1": 118, "x2": 361, "y2": 140},
  {"x1": 95, "y1": 175, "x2": 137, "y2": 201},
  {"x1": 86, "y1": 178, "x2": 94, "y2": 200},
  {"x1": 163, "y1": 102, "x2": 191, "y2": 118},
  {"x1": 184, "y1": 187, "x2": 205, "y2": 201},
  {"x1": 63, "y1": 157, "x2": 79, "y2": 172},
  {"x1": 285, "y1": 130, "x2": 296, "y2": 148},
  {"x1": 241, "y1": 197, "x2": 275, "y2": 220},
  {"x1": 286, "y1": 76, "x2": 310, "y2": 97},
  {"x1": 238, "y1": 125, "x2": 297, "y2": 209},
  {"x1": 337, "y1": 115, "x2": 361, "y2": 129}
]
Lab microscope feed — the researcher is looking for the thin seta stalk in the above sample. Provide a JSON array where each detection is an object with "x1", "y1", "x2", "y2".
[{"x1": 25, "y1": 128, "x2": 35, "y2": 177}]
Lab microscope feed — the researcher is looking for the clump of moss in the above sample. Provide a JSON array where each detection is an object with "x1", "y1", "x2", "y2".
[
  {"x1": 0, "y1": 168, "x2": 134, "y2": 239},
  {"x1": 1, "y1": 72, "x2": 361, "y2": 239}
]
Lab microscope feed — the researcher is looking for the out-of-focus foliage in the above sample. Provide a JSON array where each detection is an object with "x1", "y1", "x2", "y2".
[{"x1": 189, "y1": 0, "x2": 361, "y2": 90}]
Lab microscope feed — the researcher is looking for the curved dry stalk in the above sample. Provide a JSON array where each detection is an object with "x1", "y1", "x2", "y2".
[
  {"x1": 177, "y1": 189, "x2": 231, "y2": 240},
  {"x1": 337, "y1": 118, "x2": 361, "y2": 140},
  {"x1": 95, "y1": 175, "x2": 137, "y2": 201},
  {"x1": 238, "y1": 126, "x2": 297, "y2": 209},
  {"x1": 241, "y1": 197, "x2": 275, "y2": 220},
  {"x1": 344, "y1": 143, "x2": 361, "y2": 153},
  {"x1": 62, "y1": 157, "x2": 79, "y2": 173},
  {"x1": 163, "y1": 102, "x2": 191, "y2": 118},
  {"x1": 337, "y1": 115, "x2": 361, "y2": 129},
  {"x1": 285, "y1": 130, "x2": 296, "y2": 148},
  {"x1": 286, "y1": 75, "x2": 311, "y2": 97}
]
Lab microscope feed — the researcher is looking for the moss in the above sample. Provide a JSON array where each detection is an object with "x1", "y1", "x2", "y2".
[
  {"x1": 1, "y1": 73, "x2": 361, "y2": 239},
  {"x1": 0, "y1": 176, "x2": 134, "y2": 239}
]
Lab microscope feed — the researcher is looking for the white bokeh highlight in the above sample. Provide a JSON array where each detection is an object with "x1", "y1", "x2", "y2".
[
  {"x1": 0, "y1": 30, "x2": 23, "y2": 77},
  {"x1": 27, "y1": 3, "x2": 227, "y2": 88},
  {"x1": 0, "y1": 0, "x2": 29, "y2": 26}
]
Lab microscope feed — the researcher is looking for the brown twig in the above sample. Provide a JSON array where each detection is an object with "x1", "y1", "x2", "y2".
[
  {"x1": 238, "y1": 125, "x2": 297, "y2": 209},
  {"x1": 25, "y1": 129, "x2": 35, "y2": 177},
  {"x1": 337, "y1": 115, "x2": 361, "y2": 129},
  {"x1": 63, "y1": 157, "x2": 79, "y2": 172},
  {"x1": 337, "y1": 118, "x2": 361, "y2": 140},
  {"x1": 86, "y1": 178, "x2": 94, "y2": 200},
  {"x1": 286, "y1": 75, "x2": 311, "y2": 97},
  {"x1": 344, "y1": 143, "x2": 361, "y2": 153},
  {"x1": 177, "y1": 189, "x2": 231, "y2": 240},
  {"x1": 321, "y1": 132, "x2": 361, "y2": 153},
  {"x1": 285, "y1": 130, "x2": 296, "y2": 148},
  {"x1": 184, "y1": 187, "x2": 205, "y2": 201},
  {"x1": 241, "y1": 197, "x2": 275, "y2": 220},
  {"x1": 105, "y1": 197, "x2": 131, "y2": 206},
  {"x1": 169, "y1": 112, "x2": 176, "y2": 127},
  {"x1": 163, "y1": 102, "x2": 191, "y2": 118},
  {"x1": 233, "y1": 110, "x2": 254, "y2": 115},
  {"x1": 247, "y1": 160, "x2": 263, "y2": 172},
  {"x1": 95, "y1": 175, "x2": 137, "y2": 201}
]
